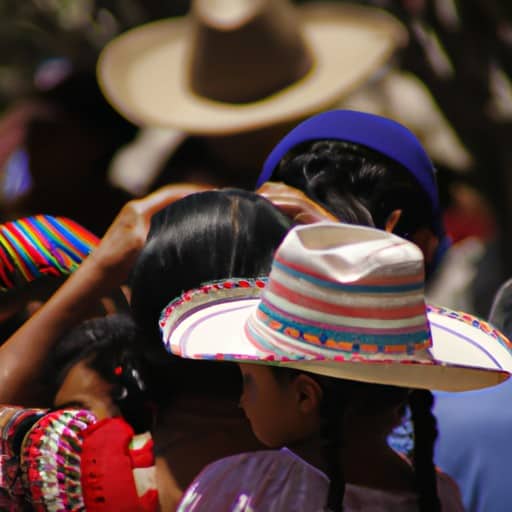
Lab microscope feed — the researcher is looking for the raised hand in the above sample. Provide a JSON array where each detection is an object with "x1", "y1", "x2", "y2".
[
  {"x1": 257, "y1": 182, "x2": 338, "y2": 224},
  {"x1": 89, "y1": 183, "x2": 212, "y2": 285}
]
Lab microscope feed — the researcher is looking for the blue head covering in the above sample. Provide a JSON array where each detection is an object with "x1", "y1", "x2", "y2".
[{"x1": 257, "y1": 110, "x2": 449, "y2": 264}]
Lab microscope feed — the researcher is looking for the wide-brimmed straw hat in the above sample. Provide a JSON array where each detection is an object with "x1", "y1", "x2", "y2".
[
  {"x1": 97, "y1": 0, "x2": 406, "y2": 135},
  {"x1": 160, "y1": 223, "x2": 512, "y2": 392}
]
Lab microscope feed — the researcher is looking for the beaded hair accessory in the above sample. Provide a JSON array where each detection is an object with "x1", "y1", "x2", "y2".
[{"x1": 0, "y1": 215, "x2": 99, "y2": 292}]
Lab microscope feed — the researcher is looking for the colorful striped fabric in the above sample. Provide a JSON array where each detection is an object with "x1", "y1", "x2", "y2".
[
  {"x1": 20, "y1": 409, "x2": 98, "y2": 511},
  {"x1": 0, "y1": 406, "x2": 47, "y2": 510},
  {"x1": 0, "y1": 215, "x2": 99, "y2": 292}
]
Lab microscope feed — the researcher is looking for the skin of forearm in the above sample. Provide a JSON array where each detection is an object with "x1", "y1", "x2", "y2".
[{"x1": 0, "y1": 254, "x2": 115, "y2": 404}]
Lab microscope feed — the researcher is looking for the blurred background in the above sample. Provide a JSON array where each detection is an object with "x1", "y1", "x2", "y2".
[{"x1": 0, "y1": 0, "x2": 511, "y2": 317}]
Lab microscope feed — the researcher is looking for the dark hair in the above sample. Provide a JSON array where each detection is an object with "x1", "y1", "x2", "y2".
[
  {"x1": 37, "y1": 71, "x2": 137, "y2": 156},
  {"x1": 49, "y1": 314, "x2": 151, "y2": 433},
  {"x1": 271, "y1": 368, "x2": 440, "y2": 512},
  {"x1": 273, "y1": 140, "x2": 434, "y2": 239},
  {"x1": 409, "y1": 389, "x2": 441, "y2": 512},
  {"x1": 130, "y1": 189, "x2": 292, "y2": 402},
  {"x1": 27, "y1": 70, "x2": 137, "y2": 176}
]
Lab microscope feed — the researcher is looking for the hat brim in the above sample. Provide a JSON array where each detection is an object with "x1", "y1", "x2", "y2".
[
  {"x1": 97, "y1": 3, "x2": 406, "y2": 135},
  {"x1": 164, "y1": 299, "x2": 510, "y2": 392}
]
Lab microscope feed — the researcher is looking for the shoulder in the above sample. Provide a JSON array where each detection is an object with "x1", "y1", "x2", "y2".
[
  {"x1": 178, "y1": 448, "x2": 329, "y2": 511},
  {"x1": 435, "y1": 469, "x2": 465, "y2": 512}
]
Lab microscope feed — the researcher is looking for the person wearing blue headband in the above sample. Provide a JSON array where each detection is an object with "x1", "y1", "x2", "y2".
[{"x1": 257, "y1": 109, "x2": 450, "y2": 276}]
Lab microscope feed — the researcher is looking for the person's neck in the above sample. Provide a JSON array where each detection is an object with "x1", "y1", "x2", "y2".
[
  {"x1": 342, "y1": 413, "x2": 415, "y2": 491},
  {"x1": 286, "y1": 434, "x2": 329, "y2": 475},
  {"x1": 152, "y1": 393, "x2": 263, "y2": 491},
  {"x1": 287, "y1": 413, "x2": 415, "y2": 492}
]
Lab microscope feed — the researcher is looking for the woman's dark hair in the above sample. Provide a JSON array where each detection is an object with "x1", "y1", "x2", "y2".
[
  {"x1": 271, "y1": 368, "x2": 440, "y2": 512},
  {"x1": 130, "y1": 189, "x2": 292, "y2": 403},
  {"x1": 49, "y1": 313, "x2": 151, "y2": 433},
  {"x1": 35, "y1": 70, "x2": 137, "y2": 166},
  {"x1": 409, "y1": 389, "x2": 441, "y2": 512},
  {"x1": 274, "y1": 140, "x2": 434, "y2": 239}
]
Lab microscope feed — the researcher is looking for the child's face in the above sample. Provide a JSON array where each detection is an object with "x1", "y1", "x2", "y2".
[
  {"x1": 238, "y1": 363, "x2": 321, "y2": 448},
  {"x1": 54, "y1": 360, "x2": 120, "y2": 420}
]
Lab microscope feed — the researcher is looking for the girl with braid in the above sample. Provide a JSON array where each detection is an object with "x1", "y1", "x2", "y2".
[{"x1": 161, "y1": 223, "x2": 512, "y2": 511}]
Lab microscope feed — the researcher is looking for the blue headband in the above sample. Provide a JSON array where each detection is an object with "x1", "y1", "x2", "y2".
[{"x1": 258, "y1": 109, "x2": 440, "y2": 215}]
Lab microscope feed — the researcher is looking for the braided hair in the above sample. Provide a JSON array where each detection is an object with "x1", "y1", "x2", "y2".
[
  {"x1": 318, "y1": 378, "x2": 347, "y2": 511},
  {"x1": 409, "y1": 389, "x2": 441, "y2": 512},
  {"x1": 270, "y1": 366, "x2": 442, "y2": 511}
]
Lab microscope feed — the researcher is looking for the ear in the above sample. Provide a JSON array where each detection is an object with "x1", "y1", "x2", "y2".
[
  {"x1": 293, "y1": 374, "x2": 323, "y2": 415},
  {"x1": 385, "y1": 209, "x2": 402, "y2": 233}
]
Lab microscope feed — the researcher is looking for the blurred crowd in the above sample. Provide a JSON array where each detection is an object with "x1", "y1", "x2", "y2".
[{"x1": 0, "y1": 1, "x2": 512, "y2": 511}]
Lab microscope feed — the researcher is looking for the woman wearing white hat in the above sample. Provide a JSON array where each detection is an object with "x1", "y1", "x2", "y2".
[{"x1": 161, "y1": 222, "x2": 512, "y2": 511}]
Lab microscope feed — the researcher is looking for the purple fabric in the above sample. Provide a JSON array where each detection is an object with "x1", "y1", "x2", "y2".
[
  {"x1": 177, "y1": 448, "x2": 329, "y2": 511},
  {"x1": 177, "y1": 447, "x2": 464, "y2": 511}
]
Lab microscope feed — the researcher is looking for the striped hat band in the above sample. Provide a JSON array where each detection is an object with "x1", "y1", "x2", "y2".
[{"x1": 249, "y1": 250, "x2": 431, "y2": 360}]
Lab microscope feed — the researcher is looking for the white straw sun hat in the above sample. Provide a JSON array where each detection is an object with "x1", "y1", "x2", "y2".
[
  {"x1": 160, "y1": 223, "x2": 512, "y2": 392},
  {"x1": 97, "y1": 0, "x2": 406, "y2": 135}
]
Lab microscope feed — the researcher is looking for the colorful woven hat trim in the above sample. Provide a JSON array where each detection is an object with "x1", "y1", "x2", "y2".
[
  {"x1": 428, "y1": 304, "x2": 512, "y2": 352},
  {"x1": 159, "y1": 278, "x2": 267, "y2": 354},
  {"x1": 0, "y1": 215, "x2": 99, "y2": 292}
]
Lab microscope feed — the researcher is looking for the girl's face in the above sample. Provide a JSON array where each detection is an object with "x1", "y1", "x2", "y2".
[
  {"x1": 54, "y1": 360, "x2": 120, "y2": 420},
  {"x1": 238, "y1": 363, "x2": 322, "y2": 448}
]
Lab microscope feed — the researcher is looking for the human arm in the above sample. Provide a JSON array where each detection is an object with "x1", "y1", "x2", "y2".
[
  {"x1": 0, "y1": 184, "x2": 209, "y2": 404},
  {"x1": 256, "y1": 182, "x2": 339, "y2": 224}
]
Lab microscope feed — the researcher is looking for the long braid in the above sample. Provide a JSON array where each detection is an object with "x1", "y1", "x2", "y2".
[
  {"x1": 319, "y1": 380, "x2": 346, "y2": 511},
  {"x1": 409, "y1": 389, "x2": 441, "y2": 512}
]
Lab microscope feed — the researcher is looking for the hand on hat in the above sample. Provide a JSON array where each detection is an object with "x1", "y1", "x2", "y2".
[
  {"x1": 257, "y1": 182, "x2": 338, "y2": 225},
  {"x1": 90, "y1": 183, "x2": 211, "y2": 284}
]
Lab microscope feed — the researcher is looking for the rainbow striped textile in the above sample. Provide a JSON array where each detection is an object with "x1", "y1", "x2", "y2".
[{"x1": 0, "y1": 215, "x2": 99, "y2": 292}]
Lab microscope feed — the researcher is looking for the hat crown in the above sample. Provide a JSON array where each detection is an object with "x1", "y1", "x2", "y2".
[
  {"x1": 194, "y1": 0, "x2": 262, "y2": 28},
  {"x1": 189, "y1": 0, "x2": 313, "y2": 103},
  {"x1": 282, "y1": 223, "x2": 424, "y2": 283},
  {"x1": 249, "y1": 223, "x2": 431, "y2": 361}
]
